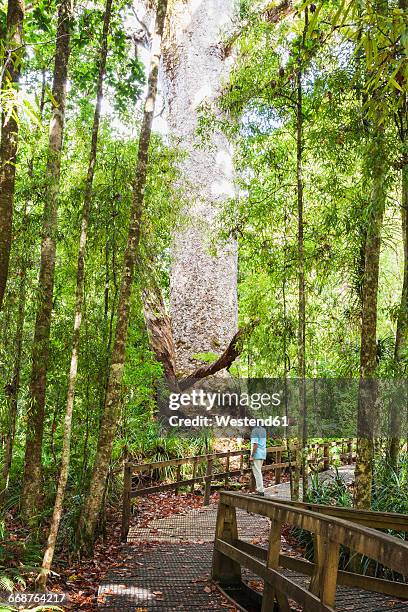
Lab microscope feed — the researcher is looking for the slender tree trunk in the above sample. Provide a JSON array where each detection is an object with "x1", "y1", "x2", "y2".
[
  {"x1": 354, "y1": 133, "x2": 386, "y2": 509},
  {"x1": 390, "y1": 67, "x2": 407, "y2": 467},
  {"x1": 21, "y1": 0, "x2": 72, "y2": 523},
  {"x1": 77, "y1": 0, "x2": 168, "y2": 554},
  {"x1": 1, "y1": 245, "x2": 27, "y2": 491},
  {"x1": 282, "y1": 206, "x2": 295, "y2": 501},
  {"x1": 38, "y1": 0, "x2": 113, "y2": 588},
  {"x1": 294, "y1": 10, "x2": 308, "y2": 501},
  {"x1": 1, "y1": 73, "x2": 46, "y2": 494},
  {"x1": 390, "y1": 163, "x2": 408, "y2": 467},
  {"x1": 0, "y1": 0, "x2": 24, "y2": 310},
  {"x1": 354, "y1": 0, "x2": 389, "y2": 510}
]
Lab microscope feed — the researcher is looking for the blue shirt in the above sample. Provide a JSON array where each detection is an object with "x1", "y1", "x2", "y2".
[{"x1": 251, "y1": 426, "x2": 267, "y2": 460}]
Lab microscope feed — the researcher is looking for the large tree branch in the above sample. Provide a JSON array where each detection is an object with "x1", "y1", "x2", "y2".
[
  {"x1": 179, "y1": 321, "x2": 257, "y2": 391},
  {"x1": 142, "y1": 269, "x2": 257, "y2": 391},
  {"x1": 224, "y1": 0, "x2": 293, "y2": 57}
]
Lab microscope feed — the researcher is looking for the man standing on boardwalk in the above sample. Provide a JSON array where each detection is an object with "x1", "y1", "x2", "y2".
[{"x1": 250, "y1": 425, "x2": 267, "y2": 496}]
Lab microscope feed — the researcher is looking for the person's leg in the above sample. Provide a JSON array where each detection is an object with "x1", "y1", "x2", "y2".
[{"x1": 252, "y1": 459, "x2": 265, "y2": 493}]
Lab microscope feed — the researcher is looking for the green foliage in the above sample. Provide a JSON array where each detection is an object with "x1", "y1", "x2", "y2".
[
  {"x1": 294, "y1": 451, "x2": 408, "y2": 577},
  {"x1": 0, "y1": 0, "x2": 407, "y2": 596},
  {"x1": 191, "y1": 351, "x2": 219, "y2": 364},
  {"x1": 202, "y1": 0, "x2": 405, "y2": 380},
  {"x1": 372, "y1": 453, "x2": 408, "y2": 515},
  {"x1": 305, "y1": 467, "x2": 353, "y2": 507}
]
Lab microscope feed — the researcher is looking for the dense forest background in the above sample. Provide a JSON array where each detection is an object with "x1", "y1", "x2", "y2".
[{"x1": 0, "y1": 0, "x2": 407, "y2": 599}]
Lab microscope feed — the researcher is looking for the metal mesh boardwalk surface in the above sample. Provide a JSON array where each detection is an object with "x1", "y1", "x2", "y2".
[
  {"x1": 98, "y1": 542, "x2": 233, "y2": 611},
  {"x1": 98, "y1": 498, "x2": 408, "y2": 611},
  {"x1": 127, "y1": 504, "x2": 271, "y2": 544}
]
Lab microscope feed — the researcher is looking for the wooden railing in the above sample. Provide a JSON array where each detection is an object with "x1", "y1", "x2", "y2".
[
  {"x1": 212, "y1": 492, "x2": 408, "y2": 611},
  {"x1": 121, "y1": 439, "x2": 355, "y2": 541},
  {"x1": 121, "y1": 445, "x2": 288, "y2": 540}
]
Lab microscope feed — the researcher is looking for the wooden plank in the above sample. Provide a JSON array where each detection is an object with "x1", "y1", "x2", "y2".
[
  {"x1": 320, "y1": 539, "x2": 340, "y2": 607},
  {"x1": 130, "y1": 477, "x2": 202, "y2": 496},
  {"x1": 218, "y1": 492, "x2": 408, "y2": 575},
  {"x1": 214, "y1": 539, "x2": 335, "y2": 612},
  {"x1": 233, "y1": 540, "x2": 408, "y2": 600},
  {"x1": 225, "y1": 450, "x2": 230, "y2": 488},
  {"x1": 262, "y1": 518, "x2": 283, "y2": 612},
  {"x1": 275, "y1": 450, "x2": 282, "y2": 485},
  {"x1": 130, "y1": 468, "x2": 256, "y2": 496},
  {"x1": 309, "y1": 533, "x2": 323, "y2": 596},
  {"x1": 212, "y1": 504, "x2": 241, "y2": 585},
  {"x1": 264, "y1": 497, "x2": 408, "y2": 532},
  {"x1": 121, "y1": 463, "x2": 132, "y2": 542},
  {"x1": 191, "y1": 456, "x2": 197, "y2": 493},
  {"x1": 323, "y1": 444, "x2": 329, "y2": 470},
  {"x1": 126, "y1": 446, "x2": 285, "y2": 473},
  {"x1": 175, "y1": 465, "x2": 181, "y2": 495},
  {"x1": 204, "y1": 458, "x2": 213, "y2": 506}
]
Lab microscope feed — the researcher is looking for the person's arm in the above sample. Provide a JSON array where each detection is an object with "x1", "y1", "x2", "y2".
[{"x1": 250, "y1": 440, "x2": 258, "y2": 461}]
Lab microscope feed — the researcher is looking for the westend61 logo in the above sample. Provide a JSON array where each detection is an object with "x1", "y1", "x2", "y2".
[
  {"x1": 159, "y1": 378, "x2": 408, "y2": 437},
  {"x1": 168, "y1": 389, "x2": 282, "y2": 411},
  {"x1": 165, "y1": 389, "x2": 288, "y2": 430}
]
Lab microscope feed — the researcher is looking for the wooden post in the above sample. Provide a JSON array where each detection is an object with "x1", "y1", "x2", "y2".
[
  {"x1": 262, "y1": 518, "x2": 289, "y2": 612},
  {"x1": 319, "y1": 539, "x2": 340, "y2": 606},
  {"x1": 275, "y1": 450, "x2": 282, "y2": 485},
  {"x1": 239, "y1": 450, "x2": 244, "y2": 473},
  {"x1": 310, "y1": 532, "x2": 340, "y2": 607},
  {"x1": 191, "y1": 457, "x2": 197, "y2": 493},
  {"x1": 224, "y1": 450, "x2": 230, "y2": 488},
  {"x1": 204, "y1": 456, "x2": 213, "y2": 505},
  {"x1": 121, "y1": 463, "x2": 132, "y2": 542},
  {"x1": 323, "y1": 443, "x2": 329, "y2": 471},
  {"x1": 309, "y1": 533, "x2": 323, "y2": 596},
  {"x1": 212, "y1": 500, "x2": 241, "y2": 585},
  {"x1": 175, "y1": 464, "x2": 181, "y2": 495}
]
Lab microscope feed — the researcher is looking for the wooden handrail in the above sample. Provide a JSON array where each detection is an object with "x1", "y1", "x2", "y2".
[
  {"x1": 125, "y1": 439, "x2": 354, "y2": 472},
  {"x1": 264, "y1": 497, "x2": 408, "y2": 532},
  {"x1": 212, "y1": 492, "x2": 408, "y2": 611},
  {"x1": 120, "y1": 439, "x2": 356, "y2": 541},
  {"x1": 125, "y1": 445, "x2": 286, "y2": 472}
]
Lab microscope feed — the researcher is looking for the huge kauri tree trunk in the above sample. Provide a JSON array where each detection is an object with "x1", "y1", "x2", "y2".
[{"x1": 161, "y1": 0, "x2": 238, "y2": 375}]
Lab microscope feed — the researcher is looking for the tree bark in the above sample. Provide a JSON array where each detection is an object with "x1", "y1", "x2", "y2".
[
  {"x1": 293, "y1": 10, "x2": 308, "y2": 502},
  {"x1": 0, "y1": 0, "x2": 24, "y2": 310},
  {"x1": 390, "y1": 37, "x2": 407, "y2": 466},
  {"x1": 354, "y1": 133, "x2": 386, "y2": 509},
  {"x1": 142, "y1": 278, "x2": 178, "y2": 389},
  {"x1": 161, "y1": 0, "x2": 238, "y2": 376},
  {"x1": 21, "y1": 0, "x2": 72, "y2": 523},
  {"x1": 354, "y1": 0, "x2": 389, "y2": 510},
  {"x1": 390, "y1": 165, "x2": 408, "y2": 467},
  {"x1": 142, "y1": 274, "x2": 252, "y2": 392},
  {"x1": 1, "y1": 245, "x2": 27, "y2": 491},
  {"x1": 179, "y1": 325, "x2": 254, "y2": 392},
  {"x1": 38, "y1": 0, "x2": 113, "y2": 588},
  {"x1": 77, "y1": 0, "x2": 168, "y2": 554}
]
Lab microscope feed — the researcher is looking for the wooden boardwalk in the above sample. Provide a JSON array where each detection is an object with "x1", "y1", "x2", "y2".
[
  {"x1": 99, "y1": 493, "x2": 408, "y2": 611},
  {"x1": 98, "y1": 505, "x2": 270, "y2": 610}
]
